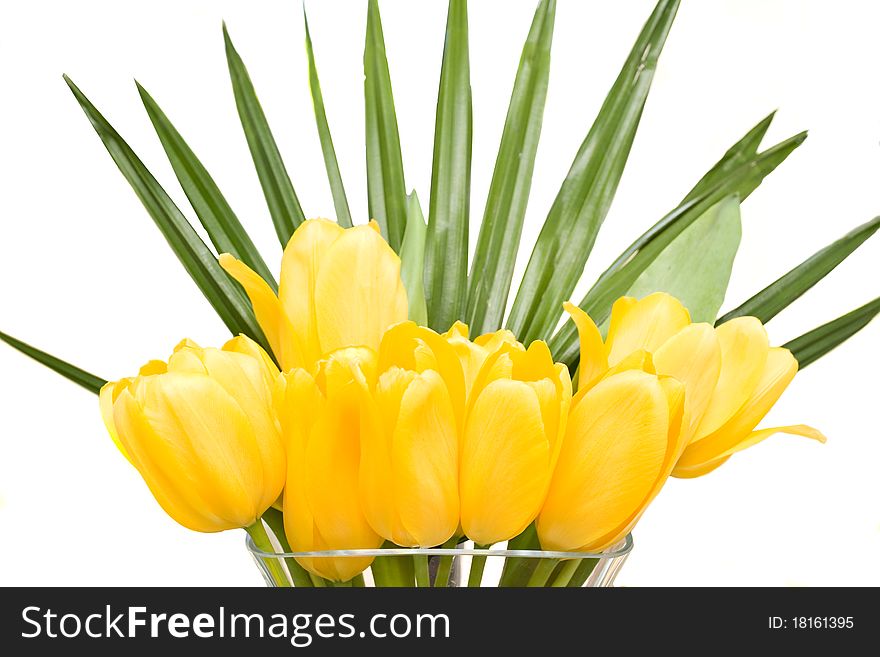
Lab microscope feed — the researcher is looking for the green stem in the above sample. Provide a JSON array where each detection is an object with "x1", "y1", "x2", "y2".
[
  {"x1": 371, "y1": 542, "x2": 415, "y2": 587},
  {"x1": 467, "y1": 544, "x2": 489, "y2": 587},
  {"x1": 245, "y1": 521, "x2": 290, "y2": 587},
  {"x1": 498, "y1": 523, "x2": 540, "y2": 587},
  {"x1": 351, "y1": 574, "x2": 366, "y2": 588},
  {"x1": 309, "y1": 573, "x2": 327, "y2": 587},
  {"x1": 566, "y1": 557, "x2": 599, "y2": 588},
  {"x1": 260, "y1": 509, "x2": 314, "y2": 587},
  {"x1": 414, "y1": 554, "x2": 431, "y2": 587},
  {"x1": 526, "y1": 558, "x2": 558, "y2": 587},
  {"x1": 432, "y1": 536, "x2": 459, "y2": 588},
  {"x1": 550, "y1": 559, "x2": 580, "y2": 588}
]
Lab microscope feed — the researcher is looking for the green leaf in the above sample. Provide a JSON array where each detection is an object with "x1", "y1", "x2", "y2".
[
  {"x1": 304, "y1": 9, "x2": 352, "y2": 228},
  {"x1": 137, "y1": 82, "x2": 278, "y2": 291},
  {"x1": 684, "y1": 111, "x2": 775, "y2": 202},
  {"x1": 364, "y1": 0, "x2": 407, "y2": 251},
  {"x1": 0, "y1": 331, "x2": 106, "y2": 394},
  {"x1": 549, "y1": 130, "x2": 806, "y2": 369},
  {"x1": 465, "y1": 0, "x2": 555, "y2": 336},
  {"x1": 626, "y1": 196, "x2": 742, "y2": 323},
  {"x1": 223, "y1": 23, "x2": 305, "y2": 246},
  {"x1": 400, "y1": 190, "x2": 428, "y2": 326},
  {"x1": 506, "y1": 0, "x2": 680, "y2": 345},
  {"x1": 784, "y1": 297, "x2": 880, "y2": 369},
  {"x1": 718, "y1": 216, "x2": 880, "y2": 325},
  {"x1": 64, "y1": 75, "x2": 272, "y2": 355},
  {"x1": 424, "y1": 0, "x2": 472, "y2": 332}
]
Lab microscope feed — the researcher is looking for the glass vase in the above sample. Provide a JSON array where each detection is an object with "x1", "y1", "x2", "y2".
[{"x1": 246, "y1": 534, "x2": 632, "y2": 588}]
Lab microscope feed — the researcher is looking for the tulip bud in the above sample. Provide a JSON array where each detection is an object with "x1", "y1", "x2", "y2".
[
  {"x1": 460, "y1": 341, "x2": 572, "y2": 546},
  {"x1": 360, "y1": 366, "x2": 459, "y2": 547},
  {"x1": 221, "y1": 218, "x2": 408, "y2": 372},
  {"x1": 538, "y1": 370, "x2": 685, "y2": 552},
  {"x1": 277, "y1": 348, "x2": 383, "y2": 581},
  {"x1": 99, "y1": 336, "x2": 285, "y2": 532}
]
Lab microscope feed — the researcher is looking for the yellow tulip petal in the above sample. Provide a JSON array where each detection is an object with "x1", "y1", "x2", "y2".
[
  {"x1": 563, "y1": 302, "x2": 607, "y2": 393},
  {"x1": 473, "y1": 329, "x2": 522, "y2": 352},
  {"x1": 605, "y1": 295, "x2": 637, "y2": 344},
  {"x1": 673, "y1": 425, "x2": 825, "y2": 478},
  {"x1": 443, "y1": 321, "x2": 469, "y2": 340},
  {"x1": 537, "y1": 370, "x2": 669, "y2": 552},
  {"x1": 511, "y1": 340, "x2": 557, "y2": 382},
  {"x1": 360, "y1": 367, "x2": 415, "y2": 545},
  {"x1": 199, "y1": 349, "x2": 285, "y2": 512},
  {"x1": 113, "y1": 384, "x2": 238, "y2": 532},
  {"x1": 585, "y1": 375, "x2": 687, "y2": 549},
  {"x1": 693, "y1": 317, "x2": 769, "y2": 439},
  {"x1": 277, "y1": 219, "x2": 344, "y2": 366},
  {"x1": 605, "y1": 293, "x2": 691, "y2": 366},
  {"x1": 652, "y1": 323, "x2": 722, "y2": 439},
  {"x1": 99, "y1": 380, "x2": 132, "y2": 462},
  {"x1": 719, "y1": 424, "x2": 826, "y2": 459},
  {"x1": 223, "y1": 335, "x2": 280, "y2": 392},
  {"x1": 279, "y1": 364, "x2": 377, "y2": 581},
  {"x1": 166, "y1": 346, "x2": 208, "y2": 374},
  {"x1": 465, "y1": 348, "x2": 516, "y2": 414},
  {"x1": 279, "y1": 370, "x2": 322, "y2": 544},
  {"x1": 219, "y1": 253, "x2": 302, "y2": 370},
  {"x1": 392, "y1": 370, "x2": 459, "y2": 547},
  {"x1": 461, "y1": 379, "x2": 549, "y2": 545},
  {"x1": 316, "y1": 346, "x2": 378, "y2": 396},
  {"x1": 603, "y1": 348, "x2": 655, "y2": 377},
  {"x1": 306, "y1": 371, "x2": 383, "y2": 555},
  {"x1": 313, "y1": 224, "x2": 408, "y2": 357},
  {"x1": 140, "y1": 373, "x2": 267, "y2": 528},
  {"x1": 679, "y1": 347, "x2": 797, "y2": 468},
  {"x1": 138, "y1": 360, "x2": 167, "y2": 376}
]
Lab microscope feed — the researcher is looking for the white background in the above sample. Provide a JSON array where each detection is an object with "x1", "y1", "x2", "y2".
[{"x1": 1, "y1": 0, "x2": 878, "y2": 586}]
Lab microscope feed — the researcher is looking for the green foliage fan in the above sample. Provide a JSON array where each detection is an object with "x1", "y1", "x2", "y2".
[{"x1": 3, "y1": 0, "x2": 878, "y2": 391}]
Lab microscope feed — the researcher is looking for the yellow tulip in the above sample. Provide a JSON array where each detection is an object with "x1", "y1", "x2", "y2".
[
  {"x1": 220, "y1": 218, "x2": 408, "y2": 372},
  {"x1": 277, "y1": 348, "x2": 383, "y2": 581},
  {"x1": 359, "y1": 322, "x2": 464, "y2": 547},
  {"x1": 359, "y1": 366, "x2": 459, "y2": 548},
  {"x1": 564, "y1": 293, "x2": 825, "y2": 478},
  {"x1": 537, "y1": 369, "x2": 685, "y2": 552},
  {"x1": 99, "y1": 336, "x2": 285, "y2": 532},
  {"x1": 460, "y1": 341, "x2": 572, "y2": 546}
]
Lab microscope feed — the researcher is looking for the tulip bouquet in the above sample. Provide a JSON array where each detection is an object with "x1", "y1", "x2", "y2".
[{"x1": 3, "y1": 0, "x2": 878, "y2": 587}]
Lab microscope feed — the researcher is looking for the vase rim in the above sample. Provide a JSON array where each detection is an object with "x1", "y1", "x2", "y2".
[{"x1": 245, "y1": 533, "x2": 634, "y2": 560}]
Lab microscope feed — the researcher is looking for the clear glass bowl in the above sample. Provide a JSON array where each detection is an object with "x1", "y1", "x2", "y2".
[{"x1": 246, "y1": 534, "x2": 633, "y2": 588}]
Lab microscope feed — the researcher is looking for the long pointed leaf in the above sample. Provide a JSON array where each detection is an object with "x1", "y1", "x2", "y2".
[
  {"x1": 0, "y1": 331, "x2": 106, "y2": 394},
  {"x1": 718, "y1": 216, "x2": 880, "y2": 325},
  {"x1": 784, "y1": 297, "x2": 880, "y2": 369},
  {"x1": 506, "y1": 0, "x2": 680, "y2": 344},
  {"x1": 223, "y1": 24, "x2": 305, "y2": 246},
  {"x1": 400, "y1": 190, "x2": 428, "y2": 326},
  {"x1": 549, "y1": 131, "x2": 806, "y2": 368},
  {"x1": 684, "y1": 111, "x2": 775, "y2": 202},
  {"x1": 626, "y1": 196, "x2": 742, "y2": 323},
  {"x1": 137, "y1": 82, "x2": 278, "y2": 291},
  {"x1": 364, "y1": 0, "x2": 407, "y2": 251},
  {"x1": 304, "y1": 9, "x2": 352, "y2": 228},
  {"x1": 465, "y1": 0, "x2": 555, "y2": 336},
  {"x1": 424, "y1": 0, "x2": 472, "y2": 332},
  {"x1": 64, "y1": 75, "x2": 272, "y2": 355}
]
